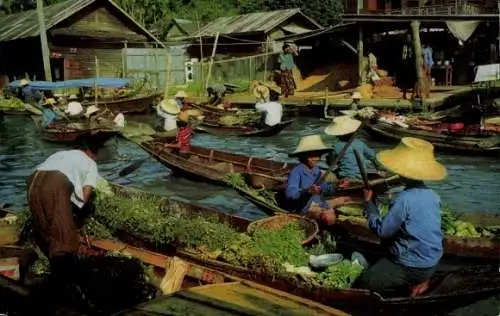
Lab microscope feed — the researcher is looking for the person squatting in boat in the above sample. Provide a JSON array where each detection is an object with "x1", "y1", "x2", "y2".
[
  {"x1": 325, "y1": 116, "x2": 385, "y2": 181},
  {"x1": 165, "y1": 111, "x2": 193, "y2": 158},
  {"x1": 354, "y1": 137, "x2": 445, "y2": 296},
  {"x1": 286, "y1": 135, "x2": 349, "y2": 226},
  {"x1": 26, "y1": 137, "x2": 107, "y2": 267},
  {"x1": 252, "y1": 83, "x2": 283, "y2": 128}
]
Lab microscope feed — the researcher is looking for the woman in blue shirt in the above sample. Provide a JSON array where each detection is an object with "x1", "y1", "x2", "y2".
[
  {"x1": 325, "y1": 116, "x2": 382, "y2": 180},
  {"x1": 354, "y1": 137, "x2": 446, "y2": 296},
  {"x1": 285, "y1": 135, "x2": 348, "y2": 226}
]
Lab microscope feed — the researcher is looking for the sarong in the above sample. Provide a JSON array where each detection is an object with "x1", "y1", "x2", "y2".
[
  {"x1": 26, "y1": 170, "x2": 79, "y2": 259},
  {"x1": 280, "y1": 69, "x2": 296, "y2": 97}
]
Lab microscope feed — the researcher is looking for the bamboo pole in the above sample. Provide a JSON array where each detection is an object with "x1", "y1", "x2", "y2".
[
  {"x1": 94, "y1": 56, "x2": 99, "y2": 106},
  {"x1": 205, "y1": 32, "x2": 220, "y2": 90},
  {"x1": 36, "y1": 0, "x2": 52, "y2": 81},
  {"x1": 357, "y1": 24, "x2": 364, "y2": 86},
  {"x1": 263, "y1": 37, "x2": 269, "y2": 82},
  {"x1": 411, "y1": 21, "x2": 425, "y2": 100},
  {"x1": 163, "y1": 49, "x2": 172, "y2": 100},
  {"x1": 196, "y1": 13, "x2": 204, "y2": 98}
]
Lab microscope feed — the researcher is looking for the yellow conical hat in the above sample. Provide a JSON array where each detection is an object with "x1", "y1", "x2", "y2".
[
  {"x1": 377, "y1": 137, "x2": 447, "y2": 181},
  {"x1": 159, "y1": 99, "x2": 180, "y2": 115},
  {"x1": 289, "y1": 135, "x2": 332, "y2": 157},
  {"x1": 324, "y1": 116, "x2": 362, "y2": 136}
]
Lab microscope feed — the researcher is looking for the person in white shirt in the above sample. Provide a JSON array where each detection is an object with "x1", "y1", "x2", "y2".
[
  {"x1": 26, "y1": 138, "x2": 105, "y2": 261},
  {"x1": 66, "y1": 94, "x2": 84, "y2": 117},
  {"x1": 113, "y1": 112, "x2": 126, "y2": 128},
  {"x1": 157, "y1": 99, "x2": 180, "y2": 131},
  {"x1": 255, "y1": 89, "x2": 283, "y2": 127}
]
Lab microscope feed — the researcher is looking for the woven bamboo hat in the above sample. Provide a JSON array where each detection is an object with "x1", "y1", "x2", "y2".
[
  {"x1": 84, "y1": 105, "x2": 100, "y2": 117},
  {"x1": 352, "y1": 91, "x2": 362, "y2": 100},
  {"x1": 324, "y1": 115, "x2": 362, "y2": 136},
  {"x1": 289, "y1": 135, "x2": 332, "y2": 157},
  {"x1": 253, "y1": 85, "x2": 270, "y2": 102},
  {"x1": 159, "y1": 99, "x2": 180, "y2": 115},
  {"x1": 19, "y1": 79, "x2": 30, "y2": 87},
  {"x1": 377, "y1": 137, "x2": 447, "y2": 181},
  {"x1": 174, "y1": 90, "x2": 187, "y2": 98}
]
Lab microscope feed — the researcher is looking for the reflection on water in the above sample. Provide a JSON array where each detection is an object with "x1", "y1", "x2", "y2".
[
  {"x1": 1, "y1": 115, "x2": 499, "y2": 216},
  {"x1": 0, "y1": 114, "x2": 498, "y2": 315}
]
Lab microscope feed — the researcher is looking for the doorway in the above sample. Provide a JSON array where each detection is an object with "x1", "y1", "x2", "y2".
[{"x1": 50, "y1": 58, "x2": 64, "y2": 81}]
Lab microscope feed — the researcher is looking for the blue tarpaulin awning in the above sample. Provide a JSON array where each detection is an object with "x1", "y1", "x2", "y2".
[{"x1": 9, "y1": 78, "x2": 133, "y2": 90}]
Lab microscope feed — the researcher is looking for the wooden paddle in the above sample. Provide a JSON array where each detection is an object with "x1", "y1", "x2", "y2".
[
  {"x1": 354, "y1": 149, "x2": 370, "y2": 188},
  {"x1": 118, "y1": 140, "x2": 176, "y2": 177}
]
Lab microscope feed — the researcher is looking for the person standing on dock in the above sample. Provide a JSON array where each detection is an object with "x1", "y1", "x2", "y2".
[
  {"x1": 279, "y1": 43, "x2": 298, "y2": 97},
  {"x1": 285, "y1": 135, "x2": 349, "y2": 226},
  {"x1": 324, "y1": 116, "x2": 383, "y2": 181},
  {"x1": 157, "y1": 99, "x2": 180, "y2": 132},
  {"x1": 26, "y1": 138, "x2": 107, "y2": 264},
  {"x1": 354, "y1": 137, "x2": 445, "y2": 296},
  {"x1": 253, "y1": 85, "x2": 283, "y2": 127},
  {"x1": 397, "y1": 33, "x2": 417, "y2": 100},
  {"x1": 422, "y1": 43, "x2": 434, "y2": 99}
]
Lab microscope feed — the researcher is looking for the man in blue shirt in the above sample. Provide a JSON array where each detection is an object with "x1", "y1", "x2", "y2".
[
  {"x1": 324, "y1": 116, "x2": 383, "y2": 180},
  {"x1": 286, "y1": 134, "x2": 348, "y2": 226},
  {"x1": 41, "y1": 98, "x2": 59, "y2": 128},
  {"x1": 19, "y1": 79, "x2": 42, "y2": 104},
  {"x1": 354, "y1": 137, "x2": 446, "y2": 296}
]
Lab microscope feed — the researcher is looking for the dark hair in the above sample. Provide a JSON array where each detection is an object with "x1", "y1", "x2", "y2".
[
  {"x1": 270, "y1": 90, "x2": 280, "y2": 102},
  {"x1": 75, "y1": 135, "x2": 108, "y2": 155},
  {"x1": 177, "y1": 120, "x2": 188, "y2": 128},
  {"x1": 337, "y1": 133, "x2": 353, "y2": 142}
]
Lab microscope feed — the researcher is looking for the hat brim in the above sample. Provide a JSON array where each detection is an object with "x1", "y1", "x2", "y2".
[
  {"x1": 289, "y1": 148, "x2": 332, "y2": 158},
  {"x1": 377, "y1": 150, "x2": 447, "y2": 181},
  {"x1": 324, "y1": 121, "x2": 361, "y2": 136}
]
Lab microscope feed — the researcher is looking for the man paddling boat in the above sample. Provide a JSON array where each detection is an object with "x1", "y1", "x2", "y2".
[
  {"x1": 354, "y1": 137, "x2": 446, "y2": 296},
  {"x1": 26, "y1": 137, "x2": 107, "y2": 263},
  {"x1": 253, "y1": 84, "x2": 283, "y2": 128}
]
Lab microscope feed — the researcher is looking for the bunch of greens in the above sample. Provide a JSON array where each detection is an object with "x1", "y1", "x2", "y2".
[
  {"x1": 223, "y1": 172, "x2": 278, "y2": 205},
  {"x1": 0, "y1": 96, "x2": 24, "y2": 109},
  {"x1": 315, "y1": 260, "x2": 364, "y2": 289}
]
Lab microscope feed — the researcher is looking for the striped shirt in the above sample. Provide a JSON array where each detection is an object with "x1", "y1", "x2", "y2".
[{"x1": 177, "y1": 127, "x2": 193, "y2": 153}]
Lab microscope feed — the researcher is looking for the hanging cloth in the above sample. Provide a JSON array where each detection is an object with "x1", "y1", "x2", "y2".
[{"x1": 446, "y1": 21, "x2": 480, "y2": 42}]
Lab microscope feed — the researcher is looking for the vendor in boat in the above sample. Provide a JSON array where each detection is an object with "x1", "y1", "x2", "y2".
[
  {"x1": 254, "y1": 86, "x2": 283, "y2": 127},
  {"x1": 174, "y1": 90, "x2": 187, "y2": 109},
  {"x1": 66, "y1": 94, "x2": 84, "y2": 117},
  {"x1": 350, "y1": 91, "x2": 361, "y2": 111},
  {"x1": 165, "y1": 115, "x2": 193, "y2": 158},
  {"x1": 355, "y1": 137, "x2": 446, "y2": 296},
  {"x1": 324, "y1": 116, "x2": 383, "y2": 181},
  {"x1": 157, "y1": 99, "x2": 180, "y2": 132},
  {"x1": 20, "y1": 79, "x2": 42, "y2": 104},
  {"x1": 26, "y1": 137, "x2": 107, "y2": 264},
  {"x1": 41, "y1": 98, "x2": 59, "y2": 128},
  {"x1": 286, "y1": 135, "x2": 349, "y2": 226},
  {"x1": 207, "y1": 84, "x2": 235, "y2": 108}
]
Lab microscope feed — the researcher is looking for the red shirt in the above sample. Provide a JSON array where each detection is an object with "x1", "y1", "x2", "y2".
[{"x1": 177, "y1": 127, "x2": 192, "y2": 153}]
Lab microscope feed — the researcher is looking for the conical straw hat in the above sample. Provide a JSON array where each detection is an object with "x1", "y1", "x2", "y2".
[
  {"x1": 324, "y1": 115, "x2": 362, "y2": 136},
  {"x1": 19, "y1": 79, "x2": 30, "y2": 86},
  {"x1": 159, "y1": 99, "x2": 180, "y2": 115},
  {"x1": 352, "y1": 91, "x2": 362, "y2": 100},
  {"x1": 253, "y1": 85, "x2": 270, "y2": 102},
  {"x1": 377, "y1": 137, "x2": 447, "y2": 181},
  {"x1": 289, "y1": 135, "x2": 332, "y2": 157},
  {"x1": 174, "y1": 90, "x2": 187, "y2": 98},
  {"x1": 84, "y1": 105, "x2": 99, "y2": 117}
]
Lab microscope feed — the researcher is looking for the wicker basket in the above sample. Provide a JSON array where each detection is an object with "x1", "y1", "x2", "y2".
[{"x1": 246, "y1": 214, "x2": 319, "y2": 245}]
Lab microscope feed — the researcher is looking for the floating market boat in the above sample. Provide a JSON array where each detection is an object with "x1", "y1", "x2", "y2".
[
  {"x1": 364, "y1": 121, "x2": 500, "y2": 155},
  {"x1": 83, "y1": 92, "x2": 161, "y2": 114},
  {"x1": 81, "y1": 184, "x2": 500, "y2": 315},
  {"x1": 32, "y1": 116, "x2": 116, "y2": 143},
  {"x1": 195, "y1": 120, "x2": 294, "y2": 137}
]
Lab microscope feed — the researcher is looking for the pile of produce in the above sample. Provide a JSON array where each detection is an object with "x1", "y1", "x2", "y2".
[
  {"x1": 218, "y1": 111, "x2": 262, "y2": 127},
  {"x1": 85, "y1": 181, "x2": 365, "y2": 289},
  {"x1": 0, "y1": 96, "x2": 24, "y2": 110},
  {"x1": 222, "y1": 172, "x2": 278, "y2": 205},
  {"x1": 337, "y1": 203, "x2": 496, "y2": 238}
]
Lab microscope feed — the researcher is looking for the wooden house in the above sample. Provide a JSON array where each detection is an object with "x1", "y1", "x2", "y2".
[{"x1": 0, "y1": 0, "x2": 164, "y2": 82}]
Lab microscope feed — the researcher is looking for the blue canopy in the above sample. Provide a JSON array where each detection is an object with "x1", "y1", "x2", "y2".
[{"x1": 9, "y1": 78, "x2": 132, "y2": 90}]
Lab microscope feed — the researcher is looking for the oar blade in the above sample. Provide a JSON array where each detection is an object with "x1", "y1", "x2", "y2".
[{"x1": 118, "y1": 159, "x2": 146, "y2": 177}]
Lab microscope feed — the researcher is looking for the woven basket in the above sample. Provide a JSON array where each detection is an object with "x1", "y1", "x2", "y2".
[{"x1": 247, "y1": 214, "x2": 319, "y2": 245}]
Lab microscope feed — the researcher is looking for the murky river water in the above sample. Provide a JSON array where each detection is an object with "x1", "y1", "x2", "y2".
[{"x1": 0, "y1": 114, "x2": 498, "y2": 315}]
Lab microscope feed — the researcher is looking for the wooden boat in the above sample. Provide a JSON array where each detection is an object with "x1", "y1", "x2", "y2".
[
  {"x1": 32, "y1": 116, "x2": 116, "y2": 143},
  {"x1": 84, "y1": 185, "x2": 500, "y2": 315},
  {"x1": 84, "y1": 92, "x2": 162, "y2": 114},
  {"x1": 365, "y1": 121, "x2": 500, "y2": 155},
  {"x1": 195, "y1": 120, "x2": 294, "y2": 137}
]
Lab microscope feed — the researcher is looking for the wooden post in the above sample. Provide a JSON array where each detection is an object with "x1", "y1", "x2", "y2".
[
  {"x1": 163, "y1": 49, "x2": 172, "y2": 100},
  {"x1": 94, "y1": 56, "x2": 99, "y2": 106},
  {"x1": 196, "y1": 13, "x2": 204, "y2": 97},
  {"x1": 122, "y1": 41, "x2": 128, "y2": 77},
  {"x1": 411, "y1": 21, "x2": 425, "y2": 99},
  {"x1": 153, "y1": 45, "x2": 160, "y2": 90},
  {"x1": 357, "y1": 23, "x2": 364, "y2": 86},
  {"x1": 36, "y1": 0, "x2": 52, "y2": 82},
  {"x1": 263, "y1": 37, "x2": 269, "y2": 82},
  {"x1": 205, "y1": 33, "x2": 219, "y2": 90}
]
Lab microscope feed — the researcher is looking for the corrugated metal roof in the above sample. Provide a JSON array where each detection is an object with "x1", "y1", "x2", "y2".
[
  {"x1": 0, "y1": 0, "x2": 164, "y2": 46},
  {"x1": 193, "y1": 8, "x2": 321, "y2": 38}
]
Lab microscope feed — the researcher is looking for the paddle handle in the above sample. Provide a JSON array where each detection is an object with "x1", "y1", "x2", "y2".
[{"x1": 354, "y1": 149, "x2": 370, "y2": 188}]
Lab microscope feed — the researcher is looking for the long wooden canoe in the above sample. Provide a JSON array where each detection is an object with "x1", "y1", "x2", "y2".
[
  {"x1": 83, "y1": 92, "x2": 161, "y2": 114},
  {"x1": 32, "y1": 116, "x2": 116, "y2": 143},
  {"x1": 365, "y1": 121, "x2": 500, "y2": 155},
  {"x1": 88, "y1": 184, "x2": 500, "y2": 315},
  {"x1": 195, "y1": 120, "x2": 294, "y2": 137}
]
